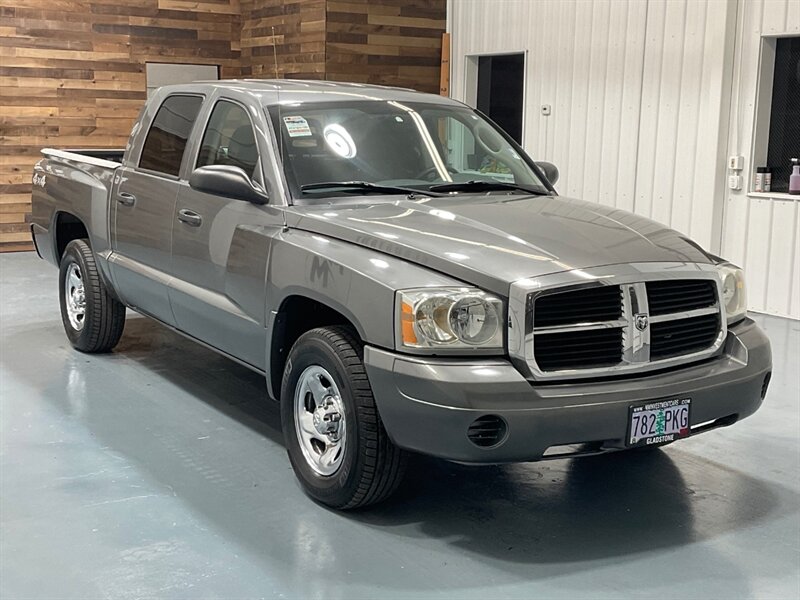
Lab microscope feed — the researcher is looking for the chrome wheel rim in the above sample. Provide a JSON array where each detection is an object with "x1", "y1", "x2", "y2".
[
  {"x1": 294, "y1": 365, "x2": 346, "y2": 477},
  {"x1": 64, "y1": 263, "x2": 86, "y2": 331}
]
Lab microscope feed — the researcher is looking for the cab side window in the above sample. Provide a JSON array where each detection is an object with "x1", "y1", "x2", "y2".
[
  {"x1": 139, "y1": 95, "x2": 203, "y2": 177},
  {"x1": 196, "y1": 101, "x2": 260, "y2": 180}
]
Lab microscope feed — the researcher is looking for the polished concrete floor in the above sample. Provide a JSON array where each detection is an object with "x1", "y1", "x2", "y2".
[{"x1": 1, "y1": 252, "x2": 798, "y2": 599}]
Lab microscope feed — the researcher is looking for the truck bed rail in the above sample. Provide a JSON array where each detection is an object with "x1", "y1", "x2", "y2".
[{"x1": 41, "y1": 148, "x2": 124, "y2": 167}]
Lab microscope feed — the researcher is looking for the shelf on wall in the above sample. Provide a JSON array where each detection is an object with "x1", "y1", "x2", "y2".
[{"x1": 746, "y1": 192, "x2": 800, "y2": 201}]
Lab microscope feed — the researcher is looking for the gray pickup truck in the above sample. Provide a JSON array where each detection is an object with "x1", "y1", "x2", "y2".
[{"x1": 31, "y1": 80, "x2": 772, "y2": 509}]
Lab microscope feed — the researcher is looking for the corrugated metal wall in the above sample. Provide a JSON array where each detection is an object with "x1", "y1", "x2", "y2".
[
  {"x1": 721, "y1": 0, "x2": 800, "y2": 319},
  {"x1": 450, "y1": 0, "x2": 646, "y2": 212},
  {"x1": 449, "y1": 0, "x2": 800, "y2": 319}
]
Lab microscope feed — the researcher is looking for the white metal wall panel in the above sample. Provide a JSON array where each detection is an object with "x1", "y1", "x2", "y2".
[
  {"x1": 631, "y1": 0, "x2": 734, "y2": 252},
  {"x1": 449, "y1": 0, "x2": 647, "y2": 211},
  {"x1": 450, "y1": 0, "x2": 730, "y2": 250},
  {"x1": 449, "y1": 0, "x2": 800, "y2": 318},
  {"x1": 722, "y1": 0, "x2": 800, "y2": 318},
  {"x1": 614, "y1": 3, "x2": 649, "y2": 213}
]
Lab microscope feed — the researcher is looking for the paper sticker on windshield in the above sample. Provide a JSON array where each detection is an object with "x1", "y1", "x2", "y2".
[{"x1": 283, "y1": 116, "x2": 312, "y2": 137}]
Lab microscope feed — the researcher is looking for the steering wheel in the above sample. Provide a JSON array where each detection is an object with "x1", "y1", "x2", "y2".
[{"x1": 415, "y1": 165, "x2": 460, "y2": 181}]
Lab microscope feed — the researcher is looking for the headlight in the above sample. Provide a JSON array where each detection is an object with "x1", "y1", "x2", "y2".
[
  {"x1": 397, "y1": 288, "x2": 504, "y2": 352},
  {"x1": 717, "y1": 263, "x2": 747, "y2": 324}
]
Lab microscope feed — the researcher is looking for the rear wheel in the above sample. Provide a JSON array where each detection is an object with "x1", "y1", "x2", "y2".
[
  {"x1": 59, "y1": 239, "x2": 126, "y2": 353},
  {"x1": 281, "y1": 326, "x2": 407, "y2": 509}
]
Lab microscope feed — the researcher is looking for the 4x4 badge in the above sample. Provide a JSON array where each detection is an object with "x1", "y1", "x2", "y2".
[{"x1": 634, "y1": 313, "x2": 649, "y2": 331}]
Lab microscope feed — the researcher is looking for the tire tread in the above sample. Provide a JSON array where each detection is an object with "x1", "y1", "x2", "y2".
[
  {"x1": 285, "y1": 325, "x2": 407, "y2": 509},
  {"x1": 61, "y1": 239, "x2": 125, "y2": 353}
]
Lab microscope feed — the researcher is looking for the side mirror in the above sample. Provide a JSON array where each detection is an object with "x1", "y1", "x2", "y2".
[
  {"x1": 535, "y1": 161, "x2": 559, "y2": 186},
  {"x1": 189, "y1": 165, "x2": 268, "y2": 204}
]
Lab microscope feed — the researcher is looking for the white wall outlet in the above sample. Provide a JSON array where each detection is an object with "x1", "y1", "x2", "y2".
[
  {"x1": 541, "y1": 104, "x2": 551, "y2": 116},
  {"x1": 728, "y1": 155, "x2": 744, "y2": 170},
  {"x1": 728, "y1": 175, "x2": 742, "y2": 190}
]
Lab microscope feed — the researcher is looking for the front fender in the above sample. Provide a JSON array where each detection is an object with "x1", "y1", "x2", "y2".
[
  {"x1": 264, "y1": 229, "x2": 465, "y2": 396},
  {"x1": 267, "y1": 229, "x2": 464, "y2": 347}
]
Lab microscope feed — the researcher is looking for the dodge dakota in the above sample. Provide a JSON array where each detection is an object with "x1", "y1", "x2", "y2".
[{"x1": 30, "y1": 80, "x2": 772, "y2": 509}]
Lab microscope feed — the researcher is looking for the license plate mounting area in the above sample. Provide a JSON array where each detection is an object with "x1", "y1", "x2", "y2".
[{"x1": 628, "y1": 398, "x2": 691, "y2": 447}]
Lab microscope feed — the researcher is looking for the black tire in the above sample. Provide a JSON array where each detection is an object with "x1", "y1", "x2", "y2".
[
  {"x1": 280, "y1": 326, "x2": 407, "y2": 509},
  {"x1": 59, "y1": 239, "x2": 126, "y2": 353}
]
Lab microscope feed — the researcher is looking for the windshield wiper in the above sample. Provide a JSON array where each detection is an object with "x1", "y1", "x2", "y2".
[
  {"x1": 428, "y1": 180, "x2": 548, "y2": 195},
  {"x1": 301, "y1": 181, "x2": 440, "y2": 197}
]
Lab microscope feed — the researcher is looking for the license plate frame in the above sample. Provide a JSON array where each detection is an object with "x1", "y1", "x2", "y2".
[{"x1": 627, "y1": 398, "x2": 691, "y2": 447}]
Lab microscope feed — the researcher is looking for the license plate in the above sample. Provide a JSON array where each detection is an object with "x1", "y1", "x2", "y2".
[{"x1": 628, "y1": 398, "x2": 691, "y2": 447}]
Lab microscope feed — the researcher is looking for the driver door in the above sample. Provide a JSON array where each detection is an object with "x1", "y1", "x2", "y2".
[{"x1": 169, "y1": 97, "x2": 284, "y2": 370}]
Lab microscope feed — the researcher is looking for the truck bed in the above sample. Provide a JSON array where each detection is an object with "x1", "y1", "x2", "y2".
[{"x1": 30, "y1": 148, "x2": 125, "y2": 266}]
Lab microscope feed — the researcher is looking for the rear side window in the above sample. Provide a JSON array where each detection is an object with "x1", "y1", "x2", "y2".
[
  {"x1": 139, "y1": 95, "x2": 203, "y2": 177},
  {"x1": 196, "y1": 100, "x2": 260, "y2": 180}
]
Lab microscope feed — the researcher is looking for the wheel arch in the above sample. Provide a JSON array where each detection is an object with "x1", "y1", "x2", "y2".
[
  {"x1": 267, "y1": 293, "x2": 368, "y2": 402},
  {"x1": 53, "y1": 211, "x2": 90, "y2": 263}
]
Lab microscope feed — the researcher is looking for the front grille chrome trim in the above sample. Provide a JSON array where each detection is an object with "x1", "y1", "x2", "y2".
[
  {"x1": 648, "y1": 305, "x2": 718, "y2": 323},
  {"x1": 622, "y1": 282, "x2": 650, "y2": 364},
  {"x1": 533, "y1": 319, "x2": 627, "y2": 334},
  {"x1": 507, "y1": 263, "x2": 727, "y2": 382}
]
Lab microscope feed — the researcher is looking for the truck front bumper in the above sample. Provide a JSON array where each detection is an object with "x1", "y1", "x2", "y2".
[{"x1": 364, "y1": 318, "x2": 772, "y2": 463}]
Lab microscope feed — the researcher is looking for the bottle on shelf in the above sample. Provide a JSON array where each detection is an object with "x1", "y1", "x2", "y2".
[
  {"x1": 755, "y1": 167, "x2": 766, "y2": 192},
  {"x1": 791, "y1": 158, "x2": 800, "y2": 196}
]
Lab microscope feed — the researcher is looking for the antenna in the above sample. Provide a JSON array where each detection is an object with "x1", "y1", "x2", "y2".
[
  {"x1": 271, "y1": 26, "x2": 284, "y2": 164},
  {"x1": 271, "y1": 26, "x2": 280, "y2": 81}
]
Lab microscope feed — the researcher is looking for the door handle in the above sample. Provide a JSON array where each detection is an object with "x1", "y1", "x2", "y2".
[
  {"x1": 177, "y1": 209, "x2": 202, "y2": 227},
  {"x1": 117, "y1": 192, "x2": 136, "y2": 207}
]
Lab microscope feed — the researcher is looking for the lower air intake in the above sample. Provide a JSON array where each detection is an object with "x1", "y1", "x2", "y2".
[{"x1": 467, "y1": 415, "x2": 508, "y2": 448}]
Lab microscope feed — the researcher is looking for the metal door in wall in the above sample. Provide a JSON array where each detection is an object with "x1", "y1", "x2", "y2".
[{"x1": 475, "y1": 53, "x2": 525, "y2": 144}]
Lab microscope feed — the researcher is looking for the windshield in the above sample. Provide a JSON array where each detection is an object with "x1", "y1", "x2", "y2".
[{"x1": 266, "y1": 101, "x2": 549, "y2": 200}]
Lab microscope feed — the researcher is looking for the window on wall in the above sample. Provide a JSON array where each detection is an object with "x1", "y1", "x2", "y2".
[{"x1": 765, "y1": 37, "x2": 800, "y2": 193}]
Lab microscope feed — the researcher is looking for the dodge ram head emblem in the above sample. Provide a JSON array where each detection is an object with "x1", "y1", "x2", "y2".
[{"x1": 634, "y1": 313, "x2": 649, "y2": 331}]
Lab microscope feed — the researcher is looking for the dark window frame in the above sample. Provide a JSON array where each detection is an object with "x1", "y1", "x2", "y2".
[
  {"x1": 752, "y1": 35, "x2": 800, "y2": 195},
  {"x1": 137, "y1": 93, "x2": 205, "y2": 179},
  {"x1": 765, "y1": 36, "x2": 800, "y2": 193}
]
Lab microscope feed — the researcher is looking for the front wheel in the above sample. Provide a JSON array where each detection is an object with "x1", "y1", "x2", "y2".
[
  {"x1": 280, "y1": 326, "x2": 407, "y2": 509},
  {"x1": 59, "y1": 239, "x2": 126, "y2": 353}
]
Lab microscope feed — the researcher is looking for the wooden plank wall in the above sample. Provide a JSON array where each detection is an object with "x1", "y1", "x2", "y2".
[
  {"x1": 0, "y1": 0, "x2": 446, "y2": 252},
  {"x1": 325, "y1": 0, "x2": 446, "y2": 94},
  {"x1": 240, "y1": 0, "x2": 325, "y2": 79},
  {"x1": 0, "y1": 0, "x2": 242, "y2": 252}
]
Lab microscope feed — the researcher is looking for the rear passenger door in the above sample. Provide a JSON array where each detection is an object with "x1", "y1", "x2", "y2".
[{"x1": 110, "y1": 94, "x2": 204, "y2": 325}]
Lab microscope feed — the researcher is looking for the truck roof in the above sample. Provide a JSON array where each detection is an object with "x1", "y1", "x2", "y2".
[{"x1": 155, "y1": 79, "x2": 463, "y2": 108}]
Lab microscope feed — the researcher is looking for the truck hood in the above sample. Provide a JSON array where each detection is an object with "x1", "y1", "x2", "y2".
[{"x1": 287, "y1": 194, "x2": 714, "y2": 295}]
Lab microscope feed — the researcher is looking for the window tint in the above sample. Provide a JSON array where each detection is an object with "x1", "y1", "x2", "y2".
[
  {"x1": 196, "y1": 101, "x2": 260, "y2": 179},
  {"x1": 139, "y1": 95, "x2": 203, "y2": 177}
]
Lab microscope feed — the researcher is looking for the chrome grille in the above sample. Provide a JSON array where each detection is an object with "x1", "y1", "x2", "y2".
[
  {"x1": 524, "y1": 274, "x2": 725, "y2": 379},
  {"x1": 650, "y1": 312, "x2": 720, "y2": 360},
  {"x1": 534, "y1": 285, "x2": 622, "y2": 327},
  {"x1": 534, "y1": 327, "x2": 623, "y2": 371},
  {"x1": 646, "y1": 280, "x2": 716, "y2": 315}
]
